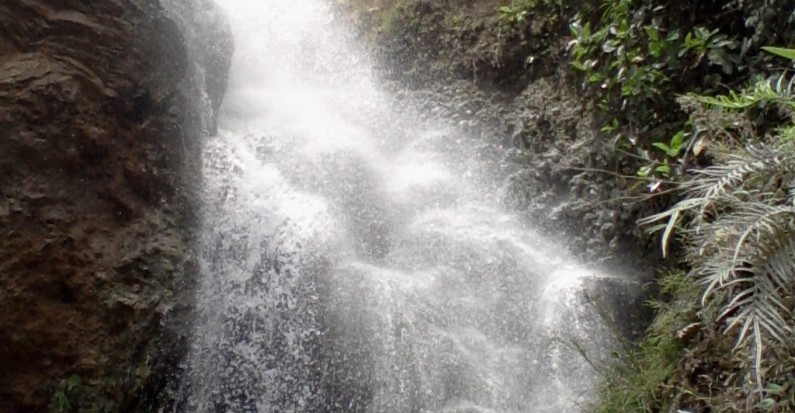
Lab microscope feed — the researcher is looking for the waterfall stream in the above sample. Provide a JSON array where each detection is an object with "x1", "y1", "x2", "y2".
[{"x1": 180, "y1": 0, "x2": 621, "y2": 411}]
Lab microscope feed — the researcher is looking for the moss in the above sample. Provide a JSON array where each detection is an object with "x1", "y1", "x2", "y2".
[
  {"x1": 339, "y1": 0, "x2": 406, "y2": 41},
  {"x1": 595, "y1": 270, "x2": 795, "y2": 412},
  {"x1": 596, "y1": 271, "x2": 696, "y2": 413},
  {"x1": 46, "y1": 361, "x2": 161, "y2": 413}
]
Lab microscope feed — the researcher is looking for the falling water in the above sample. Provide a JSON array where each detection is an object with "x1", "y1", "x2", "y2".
[{"x1": 180, "y1": 0, "x2": 624, "y2": 411}]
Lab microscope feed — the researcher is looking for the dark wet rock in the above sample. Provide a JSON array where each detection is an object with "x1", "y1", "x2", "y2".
[
  {"x1": 0, "y1": 0, "x2": 231, "y2": 411},
  {"x1": 581, "y1": 276, "x2": 651, "y2": 343}
]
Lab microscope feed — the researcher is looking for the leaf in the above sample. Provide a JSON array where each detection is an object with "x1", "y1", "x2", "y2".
[
  {"x1": 652, "y1": 142, "x2": 678, "y2": 157},
  {"x1": 671, "y1": 130, "x2": 685, "y2": 150},
  {"x1": 588, "y1": 72, "x2": 604, "y2": 83},
  {"x1": 66, "y1": 375, "x2": 81, "y2": 392},
  {"x1": 660, "y1": 207, "x2": 681, "y2": 258},
  {"x1": 766, "y1": 383, "x2": 786, "y2": 395},
  {"x1": 55, "y1": 392, "x2": 71, "y2": 411},
  {"x1": 571, "y1": 61, "x2": 588, "y2": 71},
  {"x1": 762, "y1": 46, "x2": 795, "y2": 61}
]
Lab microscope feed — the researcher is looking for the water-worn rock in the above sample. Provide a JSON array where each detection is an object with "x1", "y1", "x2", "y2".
[{"x1": 0, "y1": 1, "x2": 231, "y2": 411}]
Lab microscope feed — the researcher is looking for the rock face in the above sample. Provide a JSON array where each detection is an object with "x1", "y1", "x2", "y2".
[{"x1": 0, "y1": 1, "x2": 231, "y2": 411}]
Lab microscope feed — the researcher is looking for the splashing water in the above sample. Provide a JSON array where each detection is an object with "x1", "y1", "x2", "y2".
[{"x1": 180, "y1": 0, "x2": 623, "y2": 411}]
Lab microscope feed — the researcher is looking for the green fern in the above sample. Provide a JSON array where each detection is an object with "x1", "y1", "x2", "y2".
[
  {"x1": 638, "y1": 145, "x2": 795, "y2": 257},
  {"x1": 692, "y1": 74, "x2": 795, "y2": 112},
  {"x1": 639, "y1": 72, "x2": 795, "y2": 387}
]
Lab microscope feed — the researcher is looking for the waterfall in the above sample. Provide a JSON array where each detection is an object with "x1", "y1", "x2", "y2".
[{"x1": 179, "y1": 0, "x2": 624, "y2": 411}]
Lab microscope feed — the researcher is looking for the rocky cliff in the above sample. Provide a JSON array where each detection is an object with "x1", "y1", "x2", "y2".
[{"x1": 0, "y1": 1, "x2": 231, "y2": 411}]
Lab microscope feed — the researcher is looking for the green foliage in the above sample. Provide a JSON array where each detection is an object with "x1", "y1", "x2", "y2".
[
  {"x1": 498, "y1": 0, "x2": 561, "y2": 19},
  {"x1": 568, "y1": 1, "x2": 711, "y2": 182},
  {"x1": 757, "y1": 380, "x2": 795, "y2": 411},
  {"x1": 639, "y1": 56, "x2": 795, "y2": 390},
  {"x1": 566, "y1": 0, "x2": 794, "y2": 182},
  {"x1": 572, "y1": 2, "x2": 795, "y2": 408},
  {"x1": 50, "y1": 375, "x2": 83, "y2": 413},
  {"x1": 763, "y1": 46, "x2": 795, "y2": 61},
  {"x1": 568, "y1": 1, "x2": 715, "y2": 110},
  {"x1": 597, "y1": 48, "x2": 795, "y2": 413},
  {"x1": 498, "y1": 3, "x2": 529, "y2": 25},
  {"x1": 639, "y1": 130, "x2": 686, "y2": 178},
  {"x1": 497, "y1": 0, "x2": 564, "y2": 40},
  {"x1": 595, "y1": 269, "x2": 795, "y2": 412},
  {"x1": 596, "y1": 271, "x2": 696, "y2": 413},
  {"x1": 46, "y1": 362, "x2": 156, "y2": 413},
  {"x1": 651, "y1": 131, "x2": 685, "y2": 158},
  {"x1": 693, "y1": 74, "x2": 795, "y2": 111}
]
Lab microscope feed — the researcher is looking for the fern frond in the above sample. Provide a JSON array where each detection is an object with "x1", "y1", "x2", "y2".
[
  {"x1": 719, "y1": 231, "x2": 795, "y2": 361},
  {"x1": 698, "y1": 246, "x2": 738, "y2": 302},
  {"x1": 693, "y1": 74, "x2": 795, "y2": 112},
  {"x1": 753, "y1": 228, "x2": 795, "y2": 291},
  {"x1": 640, "y1": 79, "x2": 795, "y2": 386},
  {"x1": 728, "y1": 203, "x2": 795, "y2": 270},
  {"x1": 639, "y1": 146, "x2": 794, "y2": 257},
  {"x1": 684, "y1": 146, "x2": 793, "y2": 199},
  {"x1": 637, "y1": 198, "x2": 704, "y2": 257},
  {"x1": 721, "y1": 262, "x2": 792, "y2": 387},
  {"x1": 723, "y1": 275, "x2": 791, "y2": 345},
  {"x1": 704, "y1": 204, "x2": 795, "y2": 300}
]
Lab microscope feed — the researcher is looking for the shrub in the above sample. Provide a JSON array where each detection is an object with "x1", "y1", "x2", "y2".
[{"x1": 640, "y1": 48, "x2": 795, "y2": 395}]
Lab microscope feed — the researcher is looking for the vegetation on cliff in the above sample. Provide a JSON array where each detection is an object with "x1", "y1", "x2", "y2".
[
  {"x1": 571, "y1": 2, "x2": 795, "y2": 409},
  {"x1": 340, "y1": 0, "x2": 795, "y2": 411},
  {"x1": 602, "y1": 71, "x2": 795, "y2": 412},
  {"x1": 526, "y1": 0, "x2": 795, "y2": 410}
]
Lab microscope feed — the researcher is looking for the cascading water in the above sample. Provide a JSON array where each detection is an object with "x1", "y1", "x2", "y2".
[{"x1": 179, "y1": 0, "x2": 624, "y2": 411}]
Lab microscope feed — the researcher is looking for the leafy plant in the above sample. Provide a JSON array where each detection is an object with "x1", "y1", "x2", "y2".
[
  {"x1": 497, "y1": 0, "x2": 564, "y2": 34},
  {"x1": 651, "y1": 130, "x2": 685, "y2": 158},
  {"x1": 679, "y1": 27, "x2": 738, "y2": 74},
  {"x1": 639, "y1": 49, "x2": 795, "y2": 388},
  {"x1": 498, "y1": 4, "x2": 530, "y2": 25},
  {"x1": 51, "y1": 375, "x2": 82, "y2": 413},
  {"x1": 564, "y1": 0, "x2": 792, "y2": 184}
]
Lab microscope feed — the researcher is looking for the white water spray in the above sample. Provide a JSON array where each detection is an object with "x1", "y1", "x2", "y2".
[{"x1": 181, "y1": 0, "x2": 621, "y2": 411}]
